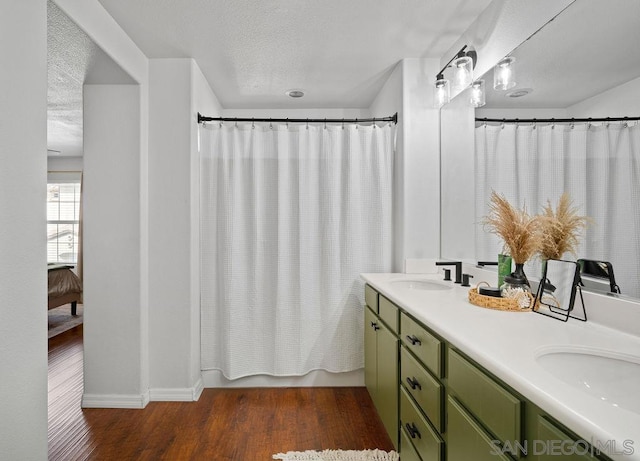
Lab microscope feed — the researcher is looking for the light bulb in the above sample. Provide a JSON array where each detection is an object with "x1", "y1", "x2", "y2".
[
  {"x1": 433, "y1": 78, "x2": 450, "y2": 108},
  {"x1": 494, "y1": 56, "x2": 516, "y2": 90},
  {"x1": 452, "y1": 55, "x2": 473, "y2": 91},
  {"x1": 470, "y1": 80, "x2": 485, "y2": 108}
]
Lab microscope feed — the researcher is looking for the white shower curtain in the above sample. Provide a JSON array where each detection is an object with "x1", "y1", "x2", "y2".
[
  {"x1": 200, "y1": 122, "x2": 394, "y2": 379},
  {"x1": 475, "y1": 122, "x2": 640, "y2": 298}
]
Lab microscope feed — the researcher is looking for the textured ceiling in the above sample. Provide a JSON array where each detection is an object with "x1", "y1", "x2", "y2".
[
  {"x1": 95, "y1": 0, "x2": 492, "y2": 109},
  {"x1": 48, "y1": 1, "x2": 134, "y2": 157},
  {"x1": 482, "y1": 0, "x2": 640, "y2": 109}
]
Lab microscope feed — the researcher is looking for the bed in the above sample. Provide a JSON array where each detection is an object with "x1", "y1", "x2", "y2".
[{"x1": 48, "y1": 264, "x2": 82, "y2": 316}]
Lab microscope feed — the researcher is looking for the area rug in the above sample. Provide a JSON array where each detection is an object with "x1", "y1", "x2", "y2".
[
  {"x1": 48, "y1": 303, "x2": 83, "y2": 338},
  {"x1": 272, "y1": 449, "x2": 399, "y2": 461}
]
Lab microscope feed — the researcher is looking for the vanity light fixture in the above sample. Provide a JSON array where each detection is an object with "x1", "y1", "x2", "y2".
[
  {"x1": 433, "y1": 74, "x2": 451, "y2": 108},
  {"x1": 433, "y1": 45, "x2": 477, "y2": 108},
  {"x1": 470, "y1": 80, "x2": 486, "y2": 107},
  {"x1": 452, "y1": 52, "x2": 474, "y2": 91},
  {"x1": 493, "y1": 56, "x2": 517, "y2": 90}
]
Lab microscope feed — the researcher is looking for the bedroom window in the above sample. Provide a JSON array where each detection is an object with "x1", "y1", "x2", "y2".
[{"x1": 47, "y1": 177, "x2": 81, "y2": 264}]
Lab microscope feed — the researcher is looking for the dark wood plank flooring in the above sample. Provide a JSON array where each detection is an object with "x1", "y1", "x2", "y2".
[{"x1": 48, "y1": 325, "x2": 393, "y2": 460}]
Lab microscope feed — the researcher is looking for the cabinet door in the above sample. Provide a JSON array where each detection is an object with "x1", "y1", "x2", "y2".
[
  {"x1": 377, "y1": 321, "x2": 399, "y2": 449},
  {"x1": 448, "y1": 349, "x2": 522, "y2": 448},
  {"x1": 535, "y1": 417, "x2": 600, "y2": 461},
  {"x1": 447, "y1": 396, "x2": 511, "y2": 461},
  {"x1": 364, "y1": 306, "x2": 378, "y2": 403}
]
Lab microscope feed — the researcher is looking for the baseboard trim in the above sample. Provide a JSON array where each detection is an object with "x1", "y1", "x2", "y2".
[
  {"x1": 201, "y1": 369, "x2": 364, "y2": 388},
  {"x1": 149, "y1": 377, "x2": 204, "y2": 401},
  {"x1": 81, "y1": 391, "x2": 150, "y2": 409}
]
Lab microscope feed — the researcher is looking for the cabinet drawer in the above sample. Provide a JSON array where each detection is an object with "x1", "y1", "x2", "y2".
[
  {"x1": 400, "y1": 345, "x2": 443, "y2": 432},
  {"x1": 400, "y1": 387, "x2": 443, "y2": 461},
  {"x1": 448, "y1": 349, "x2": 522, "y2": 447},
  {"x1": 400, "y1": 312, "x2": 442, "y2": 378},
  {"x1": 447, "y1": 396, "x2": 512, "y2": 461},
  {"x1": 365, "y1": 284, "x2": 378, "y2": 313},
  {"x1": 536, "y1": 416, "x2": 599, "y2": 461},
  {"x1": 400, "y1": 424, "x2": 423, "y2": 461},
  {"x1": 379, "y1": 295, "x2": 399, "y2": 333}
]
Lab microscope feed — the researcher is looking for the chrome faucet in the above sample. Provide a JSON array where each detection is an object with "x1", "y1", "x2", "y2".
[{"x1": 436, "y1": 261, "x2": 462, "y2": 284}]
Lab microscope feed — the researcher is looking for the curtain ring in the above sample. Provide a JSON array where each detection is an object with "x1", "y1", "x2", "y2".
[
  {"x1": 324, "y1": 118, "x2": 327, "y2": 130},
  {"x1": 373, "y1": 117, "x2": 377, "y2": 129},
  {"x1": 269, "y1": 121, "x2": 273, "y2": 130},
  {"x1": 286, "y1": 118, "x2": 289, "y2": 128},
  {"x1": 306, "y1": 118, "x2": 309, "y2": 130},
  {"x1": 252, "y1": 118, "x2": 255, "y2": 129},
  {"x1": 342, "y1": 118, "x2": 345, "y2": 130},
  {"x1": 356, "y1": 118, "x2": 359, "y2": 129}
]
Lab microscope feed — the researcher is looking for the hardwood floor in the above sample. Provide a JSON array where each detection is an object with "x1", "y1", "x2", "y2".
[{"x1": 48, "y1": 325, "x2": 393, "y2": 460}]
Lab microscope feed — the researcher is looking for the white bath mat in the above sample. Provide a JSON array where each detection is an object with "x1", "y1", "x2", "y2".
[{"x1": 272, "y1": 449, "x2": 399, "y2": 461}]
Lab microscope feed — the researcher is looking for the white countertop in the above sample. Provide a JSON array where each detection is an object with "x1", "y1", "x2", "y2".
[{"x1": 361, "y1": 272, "x2": 640, "y2": 461}]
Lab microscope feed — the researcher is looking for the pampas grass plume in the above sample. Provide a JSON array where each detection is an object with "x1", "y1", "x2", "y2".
[
  {"x1": 483, "y1": 192, "x2": 542, "y2": 265},
  {"x1": 539, "y1": 192, "x2": 589, "y2": 260}
]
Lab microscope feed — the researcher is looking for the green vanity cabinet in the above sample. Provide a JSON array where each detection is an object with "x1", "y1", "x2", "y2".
[
  {"x1": 364, "y1": 286, "x2": 399, "y2": 449},
  {"x1": 363, "y1": 283, "x2": 613, "y2": 461}
]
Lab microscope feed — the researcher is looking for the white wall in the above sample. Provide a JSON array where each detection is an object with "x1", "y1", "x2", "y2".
[
  {"x1": 48, "y1": 156, "x2": 84, "y2": 172},
  {"x1": 147, "y1": 58, "x2": 223, "y2": 400},
  {"x1": 148, "y1": 59, "x2": 193, "y2": 399},
  {"x1": 401, "y1": 59, "x2": 442, "y2": 266},
  {"x1": 52, "y1": 0, "x2": 152, "y2": 407},
  {"x1": 568, "y1": 76, "x2": 640, "y2": 118},
  {"x1": 0, "y1": 2, "x2": 48, "y2": 458},
  {"x1": 190, "y1": 60, "x2": 223, "y2": 391},
  {"x1": 222, "y1": 108, "x2": 369, "y2": 119},
  {"x1": 369, "y1": 58, "x2": 442, "y2": 272},
  {"x1": 476, "y1": 108, "x2": 568, "y2": 119},
  {"x1": 82, "y1": 84, "x2": 145, "y2": 407},
  {"x1": 440, "y1": 89, "x2": 476, "y2": 261},
  {"x1": 370, "y1": 63, "x2": 404, "y2": 271}
]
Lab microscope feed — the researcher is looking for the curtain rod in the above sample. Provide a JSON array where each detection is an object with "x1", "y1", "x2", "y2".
[
  {"x1": 476, "y1": 116, "x2": 640, "y2": 123},
  {"x1": 197, "y1": 112, "x2": 398, "y2": 125}
]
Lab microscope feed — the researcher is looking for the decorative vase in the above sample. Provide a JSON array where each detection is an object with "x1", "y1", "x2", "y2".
[{"x1": 500, "y1": 263, "x2": 532, "y2": 309}]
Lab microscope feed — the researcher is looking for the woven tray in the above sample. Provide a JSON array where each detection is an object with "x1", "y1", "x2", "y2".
[{"x1": 468, "y1": 281, "x2": 533, "y2": 312}]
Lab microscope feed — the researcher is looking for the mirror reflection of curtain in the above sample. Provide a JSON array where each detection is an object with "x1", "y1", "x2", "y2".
[
  {"x1": 475, "y1": 122, "x2": 640, "y2": 298},
  {"x1": 199, "y1": 122, "x2": 394, "y2": 379}
]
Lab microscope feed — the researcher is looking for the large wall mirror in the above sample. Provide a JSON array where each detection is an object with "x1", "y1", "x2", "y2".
[{"x1": 440, "y1": 0, "x2": 640, "y2": 299}]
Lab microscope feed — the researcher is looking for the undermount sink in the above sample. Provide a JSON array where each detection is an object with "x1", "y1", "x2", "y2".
[
  {"x1": 535, "y1": 346, "x2": 640, "y2": 414},
  {"x1": 390, "y1": 279, "x2": 452, "y2": 291}
]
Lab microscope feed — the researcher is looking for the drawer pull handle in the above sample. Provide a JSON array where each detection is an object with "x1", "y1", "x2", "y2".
[
  {"x1": 406, "y1": 377, "x2": 422, "y2": 390},
  {"x1": 370, "y1": 321, "x2": 379, "y2": 331},
  {"x1": 406, "y1": 335, "x2": 421, "y2": 346},
  {"x1": 405, "y1": 422, "x2": 421, "y2": 439}
]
